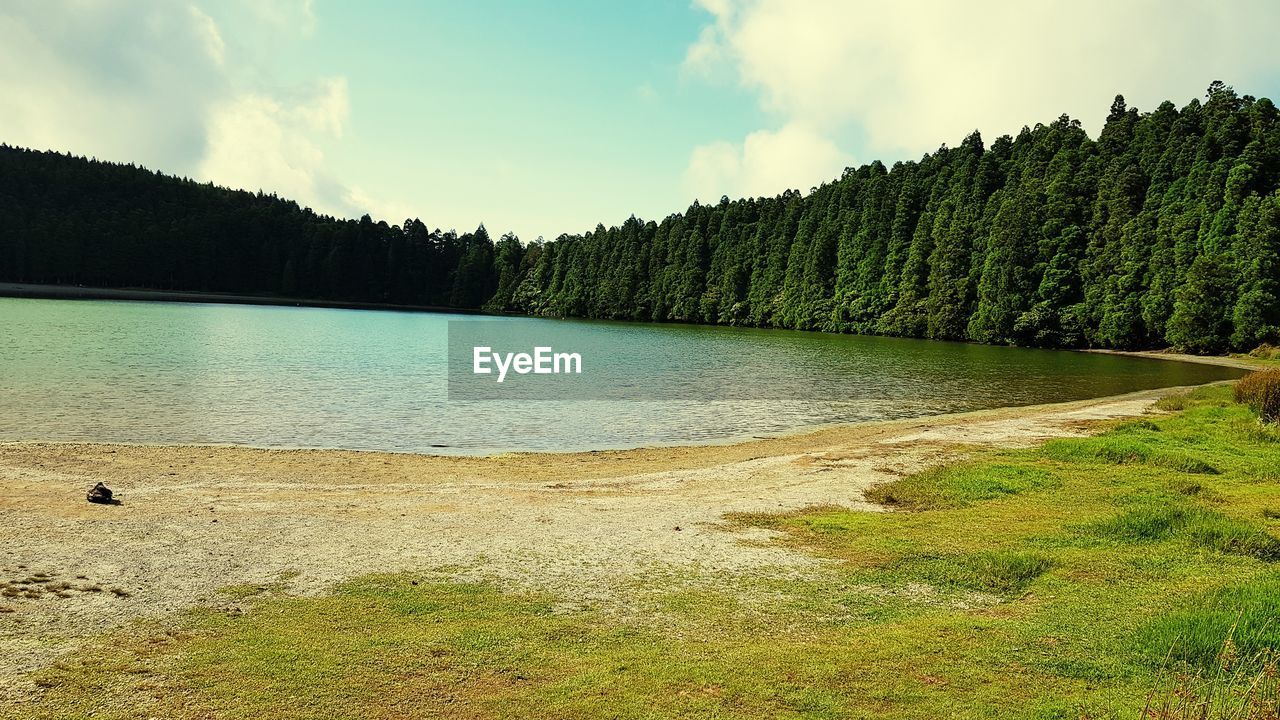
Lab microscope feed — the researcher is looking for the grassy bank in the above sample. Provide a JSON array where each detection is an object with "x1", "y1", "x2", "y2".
[{"x1": 12, "y1": 386, "x2": 1280, "y2": 719}]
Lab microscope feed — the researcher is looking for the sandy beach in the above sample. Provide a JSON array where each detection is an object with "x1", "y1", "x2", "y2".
[{"x1": 0, "y1": 377, "x2": 1233, "y2": 698}]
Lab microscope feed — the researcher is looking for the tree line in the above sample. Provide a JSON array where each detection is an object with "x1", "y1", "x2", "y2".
[
  {"x1": 505, "y1": 83, "x2": 1280, "y2": 353},
  {"x1": 2, "y1": 83, "x2": 1278, "y2": 353},
  {"x1": 0, "y1": 147, "x2": 522, "y2": 309}
]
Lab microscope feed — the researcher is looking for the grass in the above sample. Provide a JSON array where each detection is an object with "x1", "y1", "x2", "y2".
[
  {"x1": 1136, "y1": 576, "x2": 1280, "y2": 670},
  {"x1": 865, "y1": 462, "x2": 1061, "y2": 510},
  {"x1": 896, "y1": 549, "x2": 1054, "y2": 595},
  {"x1": 1083, "y1": 504, "x2": 1280, "y2": 560},
  {"x1": 10, "y1": 385, "x2": 1280, "y2": 719},
  {"x1": 1141, "y1": 644, "x2": 1280, "y2": 719},
  {"x1": 1155, "y1": 393, "x2": 1193, "y2": 412},
  {"x1": 20, "y1": 577, "x2": 1135, "y2": 720}
]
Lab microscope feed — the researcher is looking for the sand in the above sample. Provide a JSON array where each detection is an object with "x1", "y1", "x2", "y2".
[{"x1": 0, "y1": 380, "x2": 1221, "y2": 697}]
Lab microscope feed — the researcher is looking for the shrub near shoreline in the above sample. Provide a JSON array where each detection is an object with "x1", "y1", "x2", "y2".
[{"x1": 1235, "y1": 369, "x2": 1280, "y2": 423}]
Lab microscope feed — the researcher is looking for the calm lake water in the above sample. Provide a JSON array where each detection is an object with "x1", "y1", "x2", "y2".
[{"x1": 0, "y1": 297, "x2": 1243, "y2": 454}]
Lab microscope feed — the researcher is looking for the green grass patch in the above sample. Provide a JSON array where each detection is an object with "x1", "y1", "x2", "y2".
[
  {"x1": 898, "y1": 550, "x2": 1054, "y2": 595},
  {"x1": 1154, "y1": 392, "x2": 1191, "y2": 411},
  {"x1": 1183, "y1": 511, "x2": 1280, "y2": 561},
  {"x1": 1040, "y1": 436, "x2": 1218, "y2": 475},
  {"x1": 1168, "y1": 477, "x2": 1212, "y2": 497},
  {"x1": 1041, "y1": 435, "x2": 1148, "y2": 465},
  {"x1": 1083, "y1": 504, "x2": 1280, "y2": 561},
  {"x1": 1152, "y1": 452, "x2": 1219, "y2": 474},
  {"x1": 866, "y1": 462, "x2": 1060, "y2": 510},
  {"x1": 1136, "y1": 576, "x2": 1280, "y2": 670},
  {"x1": 1085, "y1": 504, "x2": 1186, "y2": 542},
  {"x1": 15, "y1": 576, "x2": 1125, "y2": 720}
]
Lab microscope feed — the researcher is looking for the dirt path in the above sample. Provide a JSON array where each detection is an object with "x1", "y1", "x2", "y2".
[{"x1": 0, "y1": 385, "x2": 1195, "y2": 694}]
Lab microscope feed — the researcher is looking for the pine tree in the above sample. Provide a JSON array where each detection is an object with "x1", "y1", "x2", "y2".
[{"x1": 1230, "y1": 193, "x2": 1280, "y2": 348}]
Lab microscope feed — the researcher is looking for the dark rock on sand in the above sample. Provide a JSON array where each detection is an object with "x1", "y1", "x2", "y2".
[{"x1": 86, "y1": 482, "x2": 118, "y2": 505}]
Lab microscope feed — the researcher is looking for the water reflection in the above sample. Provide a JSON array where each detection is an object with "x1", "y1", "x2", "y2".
[{"x1": 0, "y1": 298, "x2": 1243, "y2": 454}]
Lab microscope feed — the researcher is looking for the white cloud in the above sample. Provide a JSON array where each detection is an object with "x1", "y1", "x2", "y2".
[
  {"x1": 188, "y1": 5, "x2": 226, "y2": 66},
  {"x1": 200, "y1": 80, "x2": 341, "y2": 207},
  {"x1": 684, "y1": 0, "x2": 1280, "y2": 198},
  {"x1": 684, "y1": 122, "x2": 853, "y2": 202},
  {"x1": 234, "y1": 0, "x2": 317, "y2": 36},
  {"x1": 0, "y1": 1, "x2": 399, "y2": 222},
  {"x1": 342, "y1": 185, "x2": 417, "y2": 226},
  {"x1": 682, "y1": 25, "x2": 726, "y2": 78},
  {"x1": 199, "y1": 77, "x2": 419, "y2": 222},
  {"x1": 0, "y1": 1, "x2": 226, "y2": 172}
]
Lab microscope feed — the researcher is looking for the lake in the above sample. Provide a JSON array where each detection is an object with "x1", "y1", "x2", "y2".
[{"x1": 0, "y1": 297, "x2": 1244, "y2": 454}]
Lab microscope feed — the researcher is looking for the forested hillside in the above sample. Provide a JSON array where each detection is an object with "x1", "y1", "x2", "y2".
[
  {"x1": 2, "y1": 83, "x2": 1278, "y2": 352},
  {"x1": 506, "y1": 83, "x2": 1280, "y2": 353},
  {"x1": 0, "y1": 147, "x2": 524, "y2": 308}
]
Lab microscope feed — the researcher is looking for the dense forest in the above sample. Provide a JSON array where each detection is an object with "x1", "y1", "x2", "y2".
[
  {"x1": 507, "y1": 83, "x2": 1280, "y2": 353},
  {"x1": 2, "y1": 83, "x2": 1279, "y2": 352},
  {"x1": 0, "y1": 148, "x2": 521, "y2": 309}
]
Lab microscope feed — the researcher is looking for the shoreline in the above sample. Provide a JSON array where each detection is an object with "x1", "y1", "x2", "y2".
[
  {"x1": 0, "y1": 382, "x2": 1221, "y2": 694},
  {"x1": 0, "y1": 283, "x2": 1266, "y2": 372},
  {"x1": 0, "y1": 282, "x2": 492, "y2": 315},
  {"x1": 1082, "y1": 347, "x2": 1263, "y2": 371},
  {"x1": 0, "y1": 381, "x2": 1227, "y2": 470}
]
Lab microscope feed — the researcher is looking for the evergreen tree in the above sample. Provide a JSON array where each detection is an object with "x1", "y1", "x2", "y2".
[{"x1": 1167, "y1": 254, "x2": 1237, "y2": 353}]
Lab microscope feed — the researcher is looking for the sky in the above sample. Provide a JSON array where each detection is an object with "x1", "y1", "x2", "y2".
[{"x1": 2, "y1": 1, "x2": 1278, "y2": 242}]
